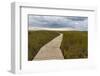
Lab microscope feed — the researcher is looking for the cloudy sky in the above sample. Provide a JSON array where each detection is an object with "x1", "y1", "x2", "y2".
[{"x1": 28, "y1": 15, "x2": 88, "y2": 31}]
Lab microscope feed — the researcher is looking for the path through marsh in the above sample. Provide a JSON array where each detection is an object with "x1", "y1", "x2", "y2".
[{"x1": 34, "y1": 33, "x2": 64, "y2": 60}]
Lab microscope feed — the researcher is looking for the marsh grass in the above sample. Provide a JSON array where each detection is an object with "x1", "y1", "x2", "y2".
[
  {"x1": 28, "y1": 31, "x2": 88, "y2": 60},
  {"x1": 28, "y1": 30, "x2": 59, "y2": 60},
  {"x1": 60, "y1": 31, "x2": 88, "y2": 59}
]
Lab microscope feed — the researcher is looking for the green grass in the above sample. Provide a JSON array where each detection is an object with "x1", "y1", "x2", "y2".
[
  {"x1": 28, "y1": 31, "x2": 88, "y2": 60},
  {"x1": 28, "y1": 30, "x2": 59, "y2": 61},
  {"x1": 60, "y1": 31, "x2": 88, "y2": 59}
]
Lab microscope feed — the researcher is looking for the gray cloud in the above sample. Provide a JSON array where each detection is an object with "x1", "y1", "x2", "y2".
[{"x1": 28, "y1": 15, "x2": 88, "y2": 31}]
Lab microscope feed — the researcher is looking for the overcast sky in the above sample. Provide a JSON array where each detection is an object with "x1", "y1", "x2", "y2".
[{"x1": 28, "y1": 15, "x2": 88, "y2": 31}]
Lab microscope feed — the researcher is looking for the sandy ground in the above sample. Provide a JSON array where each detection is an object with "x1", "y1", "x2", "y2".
[{"x1": 33, "y1": 33, "x2": 64, "y2": 60}]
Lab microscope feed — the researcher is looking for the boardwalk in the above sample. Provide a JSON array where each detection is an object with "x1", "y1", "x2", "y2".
[{"x1": 34, "y1": 33, "x2": 64, "y2": 60}]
